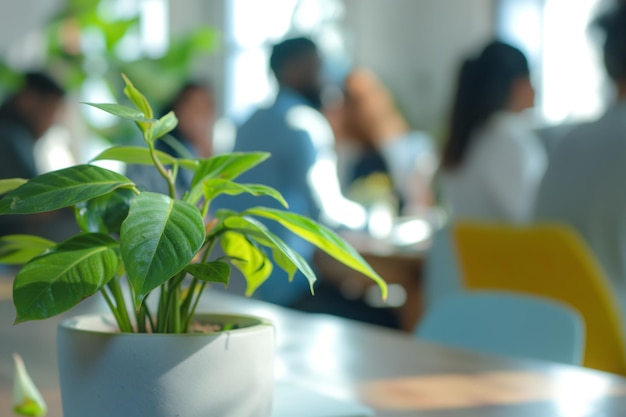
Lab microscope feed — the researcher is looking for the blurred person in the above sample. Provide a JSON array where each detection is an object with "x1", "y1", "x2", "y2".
[
  {"x1": 159, "y1": 82, "x2": 215, "y2": 159},
  {"x1": 0, "y1": 72, "x2": 65, "y2": 180},
  {"x1": 215, "y1": 37, "x2": 367, "y2": 307},
  {"x1": 535, "y1": 3, "x2": 626, "y2": 317},
  {"x1": 439, "y1": 41, "x2": 546, "y2": 223},
  {"x1": 0, "y1": 71, "x2": 71, "y2": 239},
  {"x1": 329, "y1": 69, "x2": 437, "y2": 214},
  {"x1": 127, "y1": 82, "x2": 215, "y2": 195}
]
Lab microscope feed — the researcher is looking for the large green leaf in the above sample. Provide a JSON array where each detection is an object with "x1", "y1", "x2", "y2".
[
  {"x1": 151, "y1": 111, "x2": 178, "y2": 141},
  {"x1": 13, "y1": 233, "x2": 119, "y2": 323},
  {"x1": 83, "y1": 103, "x2": 154, "y2": 123},
  {"x1": 191, "y1": 152, "x2": 270, "y2": 188},
  {"x1": 220, "y1": 232, "x2": 272, "y2": 297},
  {"x1": 120, "y1": 192, "x2": 205, "y2": 307},
  {"x1": 0, "y1": 165, "x2": 135, "y2": 215},
  {"x1": 187, "y1": 178, "x2": 288, "y2": 206},
  {"x1": 91, "y1": 146, "x2": 177, "y2": 166},
  {"x1": 75, "y1": 188, "x2": 135, "y2": 234},
  {"x1": 245, "y1": 207, "x2": 388, "y2": 300},
  {"x1": 0, "y1": 178, "x2": 26, "y2": 195},
  {"x1": 223, "y1": 215, "x2": 315, "y2": 293},
  {"x1": 203, "y1": 180, "x2": 287, "y2": 207},
  {"x1": 184, "y1": 262, "x2": 230, "y2": 286},
  {"x1": 0, "y1": 235, "x2": 55, "y2": 265},
  {"x1": 91, "y1": 146, "x2": 197, "y2": 170}
]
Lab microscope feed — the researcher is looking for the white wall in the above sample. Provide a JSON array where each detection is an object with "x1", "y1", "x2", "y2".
[
  {"x1": 342, "y1": 0, "x2": 496, "y2": 135},
  {"x1": 0, "y1": 0, "x2": 64, "y2": 67},
  {"x1": 169, "y1": 0, "x2": 228, "y2": 116}
]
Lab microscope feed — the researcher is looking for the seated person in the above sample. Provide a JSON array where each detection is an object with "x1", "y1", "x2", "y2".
[
  {"x1": 0, "y1": 72, "x2": 65, "y2": 180},
  {"x1": 327, "y1": 69, "x2": 436, "y2": 215},
  {"x1": 535, "y1": 3, "x2": 626, "y2": 317},
  {"x1": 0, "y1": 72, "x2": 68, "y2": 238},
  {"x1": 438, "y1": 41, "x2": 546, "y2": 223}
]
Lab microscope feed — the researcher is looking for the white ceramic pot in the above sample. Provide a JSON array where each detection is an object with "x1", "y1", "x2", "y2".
[{"x1": 57, "y1": 313, "x2": 275, "y2": 417}]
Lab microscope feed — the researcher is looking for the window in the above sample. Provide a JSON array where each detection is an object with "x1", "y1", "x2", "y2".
[
  {"x1": 224, "y1": 0, "x2": 347, "y2": 123},
  {"x1": 498, "y1": 0, "x2": 608, "y2": 125}
]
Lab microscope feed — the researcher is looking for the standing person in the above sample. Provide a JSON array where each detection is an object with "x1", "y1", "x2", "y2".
[
  {"x1": 0, "y1": 72, "x2": 65, "y2": 180},
  {"x1": 439, "y1": 41, "x2": 546, "y2": 223},
  {"x1": 217, "y1": 37, "x2": 366, "y2": 306},
  {"x1": 535, "y1": 3, "x2": 626, "y2": 315}
]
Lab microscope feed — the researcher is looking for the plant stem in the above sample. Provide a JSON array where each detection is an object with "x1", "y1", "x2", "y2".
[
  {"x1": 136, "y1": 303, "x2": 147, "y2": 333},
  {"x1": 148, "y1": 141, "x2": 177, "y2": 199},
  {"x1": 100, "y1": 287, "x2": 126, "y2": 332},
  {"x1": 107, "y1": 278, "x2": 133, "y2": 332},
  {"x1": 143, "y1": 303, "x2": 156, "y2": 332},
  {"x1": 157, "y1": 283, "x2": 169, "y2": 333},
  {"x1": 180, "y1": 278, "x2": 198, "y2": 329},
  {"x1": 184, "y1": 282, "x2": 207, "y2": 331},
  {"x1": 181, "y1": 238, "x2": 218, "y2": 331}
]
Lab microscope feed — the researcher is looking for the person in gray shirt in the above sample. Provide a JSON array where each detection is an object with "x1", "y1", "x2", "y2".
[{"x1": 535, "y1": 3, "x2": 626, "y2": 316}]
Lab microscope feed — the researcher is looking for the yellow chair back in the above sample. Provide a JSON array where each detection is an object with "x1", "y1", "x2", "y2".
[{"x1": 453, "y1": 221, "x2": 626, "y2": 374}]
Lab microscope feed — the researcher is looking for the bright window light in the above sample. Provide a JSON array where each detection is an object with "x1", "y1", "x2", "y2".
[
  {"x1": 81, "y1": 77, "x2": 118, "y2": 129},
  {"x1": 542, "y1": 0, "x2": 605, "y2": 123},
  {"x1": 228, "y1": 48, "x2": 274, "y2": 122},
  {"x1": 140, "y1": 0, "x2": 169, "y2": 58},
  {"x1": 498, "y1": 0, "x2": 607, "y2": 125},
  {"x1": 230, "y1": 0, "x2": 297, "y2": 48}
]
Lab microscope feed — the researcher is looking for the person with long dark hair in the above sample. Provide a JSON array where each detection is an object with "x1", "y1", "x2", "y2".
[{"x1": 440, "y1": 41, "x2": 546, "y2": 222}]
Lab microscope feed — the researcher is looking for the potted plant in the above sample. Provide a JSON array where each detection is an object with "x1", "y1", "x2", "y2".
[{"x1": 0, "y1": 75, "x2": 387, "y2": 417}]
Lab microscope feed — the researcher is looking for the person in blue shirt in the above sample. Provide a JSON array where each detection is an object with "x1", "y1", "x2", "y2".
[{"x1": 217, "y1": 37, "x2": 366, "y2": 306}]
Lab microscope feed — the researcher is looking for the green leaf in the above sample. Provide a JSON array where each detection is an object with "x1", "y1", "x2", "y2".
[
  {"x1": 151, "y1": 111, "x2": 178, "y2": 141},
  {"x1": 191, "y1": 152, "x2": 270, "y2": 188},
  {"x1": 0, "y1": 178, "x2": 27, "y2": 195},
  {"x1": 13, "y1": 233, "x2": 119, "y2": 323},
  {"x1": 122, "y1": 73, "x2": 153, "y2": 136},
  {"x1": 83, "y1": 103, "x2": 155, "y2": 123},
  {"x1": 187, "y1": 178, "x2": 288, "y2": 206},
  {"x1": 185, "y1": 262, "x2": 230, "y2": 286},
  {"x1": 204, "y1": 180, "x2": 287, "y2": 207},
  {"x1": 0, "y1": 165, "x2": 135, "y2": 215},
  {"x1": 120, "y1": 192, "x2": 205, "y2": 307},
  {"x1": 91, "y1": 145, "x2": 178, "y2": 166},
  {"x1": 0, "y1": 235, "x2": 55, "y2": 265},
  {"x1": 223, "y1": 215, "x2": 316, "y2": 293},
  {"x1": 245, "y1": 207, "x2": 388, "y2": 300},
  {"x1": 75, "y1": 188, "x2": 136, "y2": 234},
  {"x1": 220, "y1": 232, "x2": 272, "y2": 297}
]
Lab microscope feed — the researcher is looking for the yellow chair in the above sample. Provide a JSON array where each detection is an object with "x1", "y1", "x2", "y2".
[{"x1": 452, "y1": 221, "x2": 626, "y2": 374}]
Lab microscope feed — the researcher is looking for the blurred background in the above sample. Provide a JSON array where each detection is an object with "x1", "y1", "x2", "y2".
[
  {"x1": 0, "y1": 0, "x2": 613, "y2": 170},
  {"x1": 0, "y1": 0, "x2": 622, "y2": 332}
]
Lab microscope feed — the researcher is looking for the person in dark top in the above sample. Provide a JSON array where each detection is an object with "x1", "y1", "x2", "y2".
[
  {"x1": 0, "y1": 72, "x2": 68, "y2": 238},
  {"x1": 0, "y1": 72, "x2": 65, "y2": 180}
]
